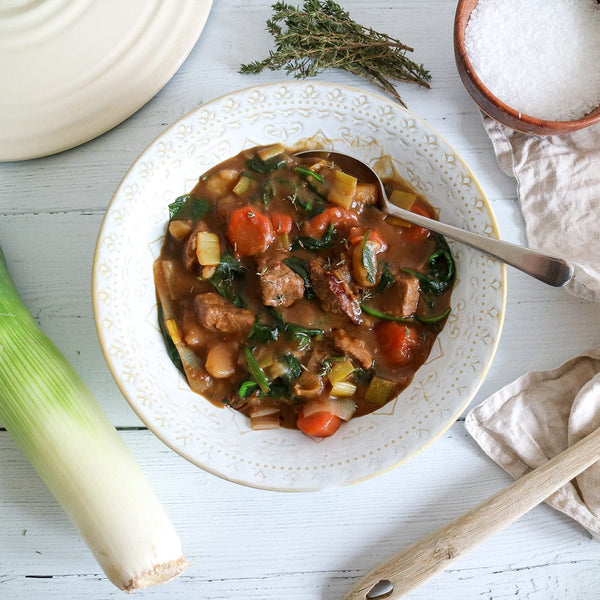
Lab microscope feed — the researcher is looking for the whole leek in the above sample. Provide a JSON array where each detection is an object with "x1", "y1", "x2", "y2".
[{"x1": 0, "y1": 246, "x2": 188, "y2": 591}]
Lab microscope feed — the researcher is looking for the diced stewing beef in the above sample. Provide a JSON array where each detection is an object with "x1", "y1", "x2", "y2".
[
  {"x1": 309, "y1": 257, "x2": 363, "y2": 325},
  {"x1": 381, "y1": 271, "x2": 421, "y2": 318},
  {"x1": 394, "y1": 272, "x2": 420, "y2": 317},
  {"x1": 256, "y1": 253, "x2": 305, "y2": 308},
  {"x1": 332, "y1": 329, "x2": 373, "y2": 368},
  {"x1": 194, "y1": 292, "x2": 255, "y2": 335}
]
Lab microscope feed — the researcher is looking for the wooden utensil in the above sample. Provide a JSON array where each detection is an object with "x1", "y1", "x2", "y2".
[{"x1": 343, "y1": 425, "x2": 600, "y2": 599}]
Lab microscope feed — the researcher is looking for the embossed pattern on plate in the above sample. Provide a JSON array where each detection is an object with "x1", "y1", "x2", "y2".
[{"x1": 93, "y1": 82, "x2": 506, "y2": 491}]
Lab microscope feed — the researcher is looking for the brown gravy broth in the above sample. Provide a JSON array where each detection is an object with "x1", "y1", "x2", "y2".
[{"x1": 153, "y1": 144, "x2": 455, "y2": 438}]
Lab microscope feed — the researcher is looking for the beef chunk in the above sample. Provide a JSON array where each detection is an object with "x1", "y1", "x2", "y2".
[
  {"x1": 382, "y1": 272, "x2": 420, "y2": 317},
  {"x1": 194, "y1": 292, "x2": 255, "y2": 335},
  {"x1": 332, "y1": 329, "x2": 373, "y2": 368},
  {"x1": 309, "y1": 257, "x2": 363, "y2": 325},
  {"x1": 257, "y1": 254, "x2": 305, "y2": 308}
]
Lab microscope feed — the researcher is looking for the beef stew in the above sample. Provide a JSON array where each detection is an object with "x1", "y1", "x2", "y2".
[{"x1": 153, "y1": 144, "x2": 455, "y2": 438}]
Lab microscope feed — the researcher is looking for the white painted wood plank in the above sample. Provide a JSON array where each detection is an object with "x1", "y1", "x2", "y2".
[
  {"x1": 1, "y1": 427, "x2": 599, "y2": 599},
  {"x1": 1, "y1": 0, "x2": 600, "y2": 598}
]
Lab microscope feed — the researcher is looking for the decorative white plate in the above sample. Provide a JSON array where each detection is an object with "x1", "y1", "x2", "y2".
[
  {"x1": 93, "y1": 81, "x2": 506, "y2": 492},
  {"x1": 0, "y1": 0, "x2": 212, "y2": 161}
]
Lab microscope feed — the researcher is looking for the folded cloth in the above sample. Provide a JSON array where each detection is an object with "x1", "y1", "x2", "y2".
[
  {"x1": 482, "y1": 116, "x2": 600, "y2": 302},
  {"x1": 466, "y1": 117, "x2": 600, "y2": 535},
  {"x1": 465, "y1": 346, "x2": 600, "y2": 537}
]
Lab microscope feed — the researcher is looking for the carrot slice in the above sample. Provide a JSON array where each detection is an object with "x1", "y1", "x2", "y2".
[
  {"x1": 227, "y1": 206, "x2": 275, "y2": 256},
  {"x1": 376, "y1": 321, "x2": 419, "y2": 366},
  {"x1": 304, "y1": 206, "x2": 358, "y2": 237},
  {"x1": 297, "y1": 410, "x2": 343, "y2": 438},
  {"x1": 271, "y1": 212, "x2": 293, "y2": 235},
  {"x1": 348, "y1": 227, "x2": 388, "y2": 252},
  {"x1": 401, "y1": 204, "x2": 433, "y2": 243}
]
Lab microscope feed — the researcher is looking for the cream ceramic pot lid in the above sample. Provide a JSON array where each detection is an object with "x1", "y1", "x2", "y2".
[{"x1": 0, "y1": 0, "x2": 213, "y2": 161}]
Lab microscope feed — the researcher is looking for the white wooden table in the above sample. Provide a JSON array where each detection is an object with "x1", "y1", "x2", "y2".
[{"x1": 2, "y1": 1, "x2": 600, "y2": 598}]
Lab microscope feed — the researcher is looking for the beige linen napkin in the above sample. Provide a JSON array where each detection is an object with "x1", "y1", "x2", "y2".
[
  {"x1": 466, "y1": 119, "x2": 600, "y2": 536},
  {"x1": 482, "y1": 115, "x2": 600, "y2": 302},
  {"x1": 466, "y1": 347, "x2": 600, "y2": 537}
]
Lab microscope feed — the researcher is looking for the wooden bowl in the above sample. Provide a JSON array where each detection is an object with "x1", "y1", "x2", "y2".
[{"x1": 454, "y1": 0, "x2": 600, "y2": 135}]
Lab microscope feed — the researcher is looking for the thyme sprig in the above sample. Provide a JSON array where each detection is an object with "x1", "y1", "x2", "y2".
[{"x1": 240, "y1": 0, "x2": 431, "y2": 107}]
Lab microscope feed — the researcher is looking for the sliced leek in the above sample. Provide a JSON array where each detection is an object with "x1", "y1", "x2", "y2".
[
  {"x1": 257, "y1": 143, "x2": 285, "y2": 161},
  {"x1": 233, "y1": 174, "x2": 256, "y2": 196},
  {"x1": 196, "y1": 231, "x2": 221, "y2": 266},
  {"x1": 302, "y1": 397, "x2": 356, "y2": 421},
  {"x1": 0, "y1": 246, "x2": 188, "y2": 591},
  {"x1": 330, "y1": 381, "x2": 357, "y2": 397},
  {"x1": 328, "y1": 170, "x2": 357, "y2": 209},
  {"x1": 389, "y1": 189, "x2": 417, "y2": 210},
  {"x1": 327, "y1": 357, "x2": 355, "y2": 385},
  {"x1": 388, "y1": 189, "x2": 418, "y2": 227},
  {"x1": 364, "y1": 375, "x2": 397, "y2": 406}
]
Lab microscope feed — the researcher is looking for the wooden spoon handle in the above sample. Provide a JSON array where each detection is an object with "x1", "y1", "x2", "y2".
[{"x1": 343, "y1": 426, "x2": 600, "y2": 600}]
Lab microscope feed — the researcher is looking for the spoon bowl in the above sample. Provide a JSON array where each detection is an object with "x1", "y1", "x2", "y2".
[{"x1": 294, "y1": 150, "x2": 573, "y2": 288}]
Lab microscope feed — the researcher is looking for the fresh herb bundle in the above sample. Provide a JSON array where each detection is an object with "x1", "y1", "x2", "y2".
[{"x1": 240, "y1": 0, "x2": 431, "y2": 106}]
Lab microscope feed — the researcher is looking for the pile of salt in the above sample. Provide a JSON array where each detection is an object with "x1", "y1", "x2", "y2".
[{"x1": 464, "y1": 0, "x2": 600, "y2": 122}]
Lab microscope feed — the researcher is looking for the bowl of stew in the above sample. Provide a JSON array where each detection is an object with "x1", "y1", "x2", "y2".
[
  {"x1": 93, "y1": 82, "x2": 506, "y2": 491},
  {"x1": 154, "y1": 144, "x2": 456, "y2": 438}
]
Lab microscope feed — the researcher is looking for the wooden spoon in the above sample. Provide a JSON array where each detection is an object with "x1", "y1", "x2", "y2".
[{"x1": 342, "y1": 425, "x2": 600, "y2": 599}]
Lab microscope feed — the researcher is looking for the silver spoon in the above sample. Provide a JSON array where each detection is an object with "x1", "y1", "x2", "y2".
[{"x1": 294, "y1": 150, "x2": 574, "y2": 287}]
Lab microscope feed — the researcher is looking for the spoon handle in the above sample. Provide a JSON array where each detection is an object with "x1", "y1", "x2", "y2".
[
  {"x1": 342, "y1": 424, "x2": 600, "y2": 600},
  {"x1": 385, "y1": 204, "x2": 573, "y2": 287}
]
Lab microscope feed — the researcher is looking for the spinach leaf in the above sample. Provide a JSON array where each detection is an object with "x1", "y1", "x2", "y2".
[
  {"x1": 402, "y1": 234, "x2": 455, "y2": 295},
  {"x1": 264, "y1": 378, "x2": 293, "y2": 399},
  {"x1": 286, "y1": 322, "x2": 324, "y2": 350},
  {"x1": 360, "y1": 230, "x2": 377, "y2": 284},
  {"x1": 244, "y1": 346, "x2": 270, "y2": 393},
  {"x1": 360, "y1": 302, "x2": 413, "y2": 323},
  {"x1": 265, "y1": 308, "x2": 324, "y2": 350},
  {"x1": 376, "y1": 261, "x2": 395, "y2": 293},
  {"x1": 261, "y1": 177, "x2": 297, "y2": 206},
  {"x1": 294, "y1": 166, "x2": 324, "y2": 183},
  {"x1": 281, "y1": 353, "x2": 303, "y2": 380},
  {"x1": 353, "y1": 367, "x2": 375, "y2": 384},
  {"x1": 291, "y1": 222, "x2": 336, "y2": 252},
  {"x1": 416, "y1": 306, "x2": 452, "y2": 325},
  {"x1": 248, "y1": 319, "x2": 280, "y2": 344},
  {"x1": 361, "y1": 302, "x2": 450, "y2": 325},
  {"x1": 261, "y1": 179, "x2": 276, "y2": 205},
  {"x1": 168, "y1": 195, "x2": 212, "y2": 221},
  {"x1": 283, "y1": 256, "x2": 316, "y2": 299},
  {"x1": 247, "y1": 154, "x2": 287, "y2": 174},
  {"x1": 209, "y1": 249, "x2": 246, "y2": 305},
  {"x1": 291, "y1": 191, "x2": 325, "y2": 217},
  {"x1": 238, "y1": 380, "x2": 258, "y2": 399},
  {"x1": 238, "y1": 352, "x2": 302, "y2": 401}
]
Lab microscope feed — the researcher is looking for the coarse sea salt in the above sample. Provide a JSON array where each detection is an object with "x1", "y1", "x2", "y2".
[{"x1": 464, "y1": 0, "x2": 600, "y2": 121}]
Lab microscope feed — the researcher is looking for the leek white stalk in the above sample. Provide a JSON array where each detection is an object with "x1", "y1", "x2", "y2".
[{"x1": 0, "y1": 246, "x2": 188, "y2": 591}]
